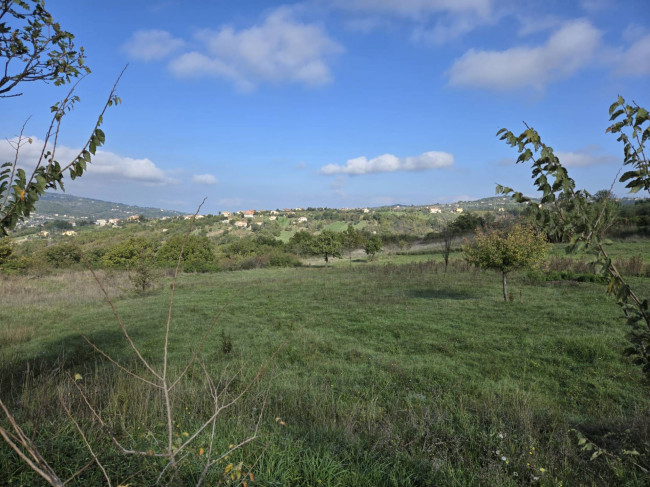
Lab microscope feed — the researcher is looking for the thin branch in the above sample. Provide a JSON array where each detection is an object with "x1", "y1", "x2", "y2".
[{"x1": 77, "y1": 250, "x2": 161, "y2": 380}]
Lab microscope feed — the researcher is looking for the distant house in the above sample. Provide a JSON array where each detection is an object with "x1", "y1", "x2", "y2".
[
  {"x1": 362, "y1": 208, "x2": 370, "y2": 213},
  {"x1": 298, "y1": 216, "x2": 308, "y2": 222},
  {"x1": 455, "y1": 208, "x2": 464, "y2": 213},
  {"x1": 253, "y1": 221, "x2": 263, "y2": 226},
  {"x1": 268, "y1": 216, "x2": 277, "y2": 221},
  {"x1": 234, "y1": 221, "x2": 247, "y2": 228},
  {"x1": 221, "y1": 211, "x2": 231, "y2": 217},
  {"x1": 429, "y1": 207, "x2": 442, "y2": 214},
  {"x1": 244, "y1": 210, "x2": 255, "y2": 218},
  {"x1": 270, "y1": 210, "x2": 279, "y2": 215},
  {"x1": 127, "y1": 215, "x2": 141, "y2": 222},
  {"x1": 95, "y1": 219, "x2": 107, "y2": 227},
  {"x1": 40, "y1": 231, "x2": 49, "y2": 237},
  {"x1": 294, "y1": 207, "x2": 303, "y2": 211},
  {"x1": 62, "y1": 230, "x2": 77, "y2": 236},
  {"x1": 108, "y1": 218, "x2": 120, "y2": 225}
]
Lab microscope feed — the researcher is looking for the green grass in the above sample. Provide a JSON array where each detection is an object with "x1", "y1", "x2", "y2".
[{"x1": 1, "y1": 246, "x2": 650, "y2": 485}]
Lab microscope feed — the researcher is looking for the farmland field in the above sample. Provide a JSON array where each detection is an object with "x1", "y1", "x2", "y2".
[{"x1": 1, "y1": 244, "x2": 650, "y2": 485}]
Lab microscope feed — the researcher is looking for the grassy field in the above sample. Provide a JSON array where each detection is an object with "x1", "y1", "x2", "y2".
[{"x1": 1, "y1": 244, "x2": 650, "y2": 485}]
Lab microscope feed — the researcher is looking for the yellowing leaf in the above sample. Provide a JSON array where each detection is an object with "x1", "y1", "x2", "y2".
[
  {"x1": 74, "y1": 373, "x2": 83, "y2": 381},
  {"x1": 198, "y1": 447, "x2": 205, "y2": 456}
]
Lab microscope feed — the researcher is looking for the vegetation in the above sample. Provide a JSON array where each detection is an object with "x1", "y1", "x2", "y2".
[
  {"x1": 1, "y1": 251, "x2": 650, "y2": 485},
  {"x1": 463, "y1": 224, "x2": 548, "y2": 301}
]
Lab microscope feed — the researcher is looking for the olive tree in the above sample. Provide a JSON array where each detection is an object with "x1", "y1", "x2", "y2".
[{"x1": 463, "y1": 224, "x2": 547, "y2": 301}]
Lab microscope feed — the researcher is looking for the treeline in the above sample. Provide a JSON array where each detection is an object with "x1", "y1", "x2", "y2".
[{"x1": 0, "y1": 225, "x2": 384, "y2": 274}]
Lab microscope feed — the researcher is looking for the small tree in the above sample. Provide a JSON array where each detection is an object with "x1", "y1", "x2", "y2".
[
  {"x1": 342, "y1": 224, "x2": 362, "y2": 269},
  {"x1": 364, "y1": 234, "x2": 382, "y2": 261},
  {"x1": 463, "y1": 224, "x2": 547, "y2": 301},
  {"x1": 311, "y1": 230, "x2": 342, "y2": 267},
  {"x1": 440, "y1": 224, "x2": 456, "y2": 274}
]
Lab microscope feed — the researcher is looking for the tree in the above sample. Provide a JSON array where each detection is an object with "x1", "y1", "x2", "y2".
[
  {"x1": 441, "y1": 224, "x2": 456, "y2": 274},
  {"x1": 311, "y1": 230, "x2": 342, "y2": 267},
  {"x1": 157, "y1": 234, "x2": 214, "y2": 272},
  {"x1": 463, "y1": 224, "x2": 547, "y2": 301},
  {"x1": 0, "y1": 1, "x2": 123, "y2": 236},
  {"x1": 363, "y1": 234, "x2": 382, "y2": 261},
  {"x1": 342, "y1": 224, "x2": 362, "y2": 269},
  {"x1": 103, "y1": 237, "x2": 157, "y2": 269},
  {"x1": 1, "y1": 0, "x2": 90, "y2": 97},
  {"x1": 288, "y1": 230, "x2": 314, "y2": 257}
]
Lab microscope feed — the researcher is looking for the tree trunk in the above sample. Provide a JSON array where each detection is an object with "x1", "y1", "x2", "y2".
[
  {"x1": 325, "y1": 253, "x2": 329, "y2": 268},
  {"x1": 502, "y1": 271, "x2": 508, "y2": 302}
]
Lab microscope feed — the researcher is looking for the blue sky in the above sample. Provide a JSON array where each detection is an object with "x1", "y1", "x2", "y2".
[{"x1": 2, "y1": 0, "x2": 649, "y2": 213}]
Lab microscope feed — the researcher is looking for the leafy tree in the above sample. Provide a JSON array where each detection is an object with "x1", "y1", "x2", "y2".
[
  {"x1": 0, "y1": 0, "x2": 90, "y2": 97},
  {"x1": 157, "y1": 234, "x2": 214, "y2": 272},
  {"x1": 103, "y1": 237, "x2": 157, "y2": 269},
  {"x1": 0, "y1": 0, "x2": 124, "y2": 236},
  {"x1": 288, "y1": 230, "x2": 314, "y2": 257},
  {"x1": 42, "y1": 241, "x2": 81, "y2": 268},
  {"x1": 496, "y1": 96, "x2": 650, "y2": 375},
  {"x1": 450, "y1": 212, "x2": 485, "y2": 233},
  {"x1": 342, "y1": 224, "x2": 362, "y2": 269},
  {"x1": 463, "y1": 224, "x2": 547, "y2": 301},
  {"x1": 364, "y1": 234, "x2": 383, "y2": 261},
  {"x1": 311, "y1": 230, "x2": 342, "y2": 267}
]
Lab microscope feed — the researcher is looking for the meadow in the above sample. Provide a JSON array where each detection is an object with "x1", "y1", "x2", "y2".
[{"x1": 1, "y1": 244, "x2": 650, "y2": 485}]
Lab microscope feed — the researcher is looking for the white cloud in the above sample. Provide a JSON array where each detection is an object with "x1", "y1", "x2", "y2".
[
  {"x1": 334, "y1": 0, "x2": 492, "y2": 18},
  {"x1": 556, "y1": 146, "x2": 618, "y2": 167},
  {"x1": 168, "y1": 8, "x2": 343, "y2": 90},
  {"x1": 336, "y1": 0, "x2": 496, "y2": 43},
  {"x1": 447, "y1": 20, "x2": 601, "y2": 90},
  {"x1": 320, "y1": 150, "x2": 453, "y2": 175},
  {"x1": 192, "y1": 173, "x2": 218, "y2": 185},
  {"x1": 123, "y1": 29, "x2": 185, "y2": 61},
  {"x1": 0, "y1": 136, "x2": 176, "y2": 185},
  {"x1": 611, "y1": 34, "x2": 650, "y2": 76}
]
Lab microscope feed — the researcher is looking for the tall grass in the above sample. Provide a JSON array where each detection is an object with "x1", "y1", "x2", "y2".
[{"x1": 1, "y1": 250, "x2": 650, "y2": 484}]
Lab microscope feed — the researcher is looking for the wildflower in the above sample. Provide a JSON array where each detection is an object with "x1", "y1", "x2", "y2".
[
  {"x1": 501, "y1": 456, "x2": 507, "y2": 462},
  {"x1": 513, "y1": 472, "x2": 518, "y2": 477},
  {"x1": 540, "y1": 467, "x2": 546, "y2": 473},
  {"x1": 498, "y1": 433, "x2": 504, "y2": 439},
  {"x1": 496, "y1": 450, "x2": 501, "y2": 455}
]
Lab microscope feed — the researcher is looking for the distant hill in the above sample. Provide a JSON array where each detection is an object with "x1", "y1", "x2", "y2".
[{"x1": 31, "y1": 193, "x2": 184, "y2": 221}]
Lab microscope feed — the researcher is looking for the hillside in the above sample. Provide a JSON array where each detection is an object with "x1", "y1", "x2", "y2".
[{"x1": 25, "y1": 192, "x2": 184, "y2": 225}]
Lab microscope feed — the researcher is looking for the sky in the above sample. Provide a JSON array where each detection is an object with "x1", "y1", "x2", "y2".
[{"x1": 2, "y1": 0, "x2": 650, "y2": 214}]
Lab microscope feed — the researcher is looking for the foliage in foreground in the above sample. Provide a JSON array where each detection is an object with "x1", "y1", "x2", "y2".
[{"x1": 497, "y1": 96, "x2": 650, "y2": 377}]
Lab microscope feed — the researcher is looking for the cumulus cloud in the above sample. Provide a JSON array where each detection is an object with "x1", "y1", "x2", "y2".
[
  {"x1": 123, "y1": 29, "x2": 185, "y2": 61},
  {"x1": 447, "y1": 19, "x2": 601, "y2": 90},
  {"x1": 168, "y1": 8, "x2": 343, "y2": 90},
  {"x1": 556, "y1": 146, "x2": 618, "y2": 167},
  {"x1": 192, "y1": 173, "x2": 218, "y2": 185},
  {"x1": 320, "y1": 151, "x2": 453, "y2": 175},
  {"x1": 0, "y1": 136, "x2": 176, "y2": 185}
]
